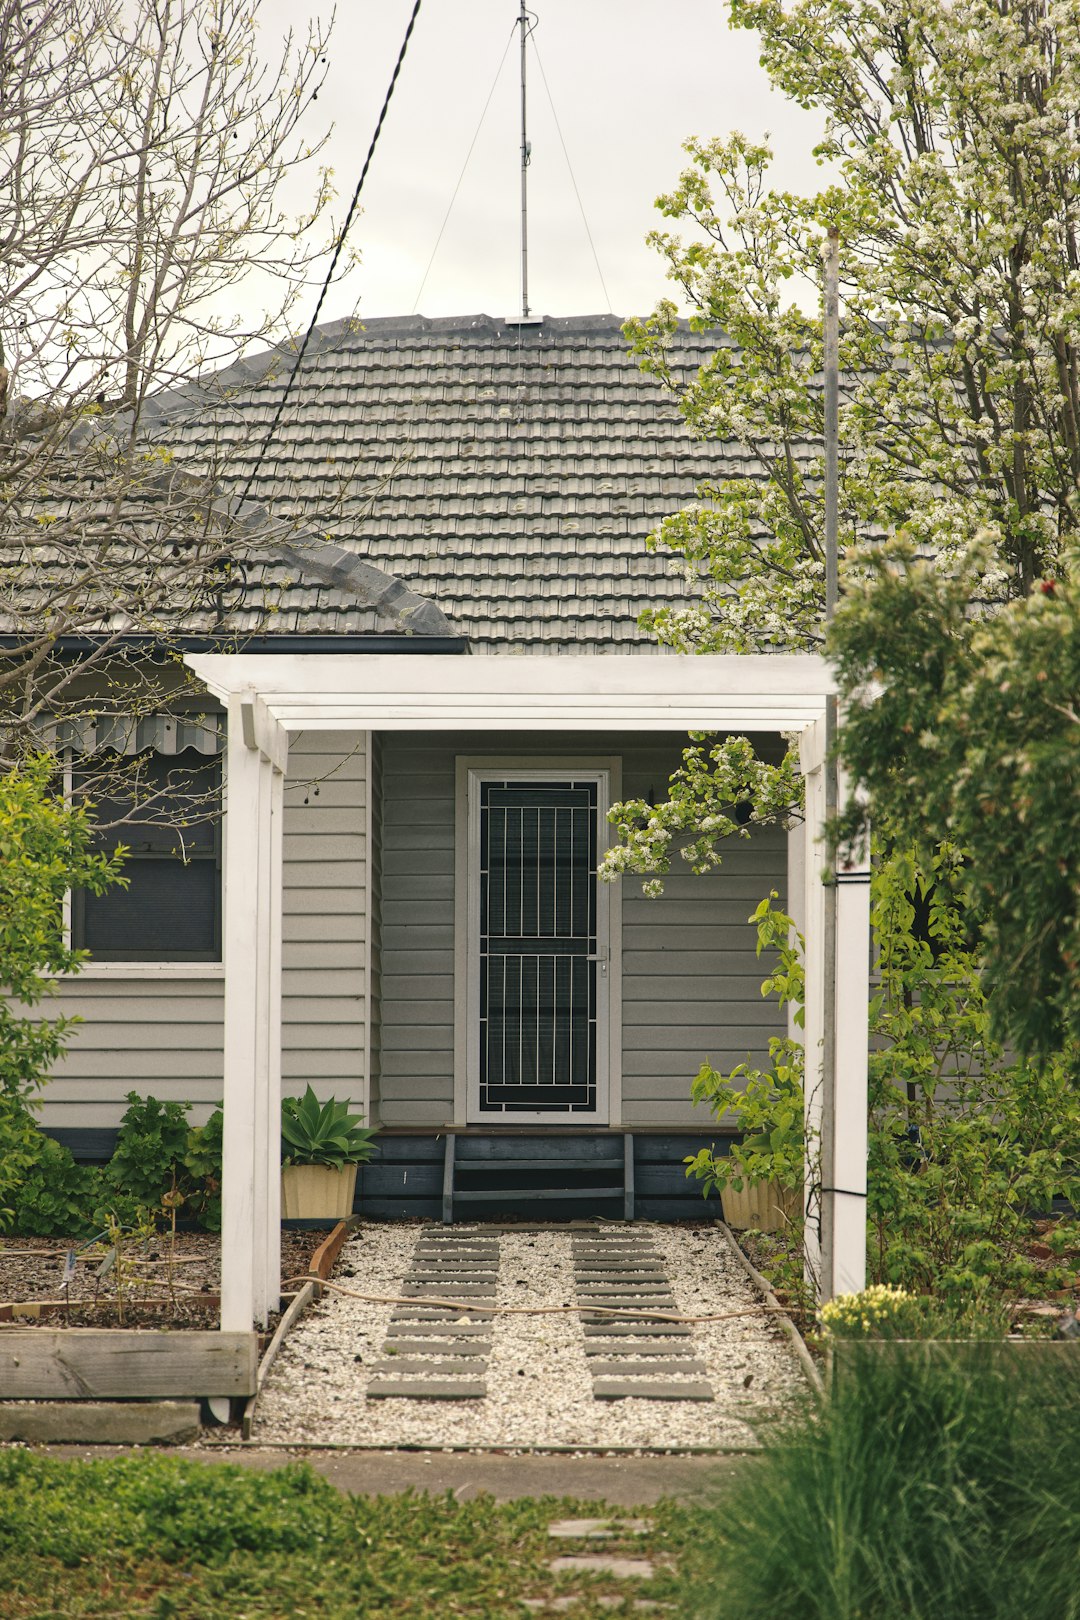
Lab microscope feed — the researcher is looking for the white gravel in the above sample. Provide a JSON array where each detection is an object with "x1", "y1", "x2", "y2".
[{"x1": 252, "y1": 1221, "x2": 808, "y2": 1450}]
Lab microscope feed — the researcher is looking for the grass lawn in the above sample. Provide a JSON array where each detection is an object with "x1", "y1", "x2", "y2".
[{"x1": 0, "y1": 1449, "x2": 709, "y2": 1618}]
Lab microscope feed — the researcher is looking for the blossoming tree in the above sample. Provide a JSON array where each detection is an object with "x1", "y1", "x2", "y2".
[{"x1": 605, "y1": 0, "x2": 1080, "y2": 885}]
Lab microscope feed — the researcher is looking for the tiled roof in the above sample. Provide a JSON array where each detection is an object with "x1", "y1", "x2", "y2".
[{"x1": 157, "y1": 313, "x2": 743, "y2": 653}]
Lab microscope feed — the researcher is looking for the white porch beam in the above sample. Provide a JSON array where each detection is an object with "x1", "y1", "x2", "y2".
[{"x1": 187, "y1": 653, "x2": 833, "y2": 735}]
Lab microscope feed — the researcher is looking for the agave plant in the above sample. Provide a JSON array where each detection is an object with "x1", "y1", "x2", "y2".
[{"x1": 280, "y1": 1087, "x2": 378, "y2": 1168}]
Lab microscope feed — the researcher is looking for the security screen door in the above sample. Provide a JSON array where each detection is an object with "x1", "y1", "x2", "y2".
[{"x1": 467, "y1": 771, "x2": 609, "y2": 1122}]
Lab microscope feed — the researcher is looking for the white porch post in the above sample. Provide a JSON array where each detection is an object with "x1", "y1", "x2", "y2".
[
  {"x1": 221, "y1": 693, "x2": 287, "y2": 1331},
  {"x1": 799, "y1": 719, "x2": 827, "y2": 1291},
  {"x1": 799, "y1": 719, "x2": 869, "y2": 1301},
  {"x1": 832, "y1": 804, "x2": 870, "y2": 1297}
]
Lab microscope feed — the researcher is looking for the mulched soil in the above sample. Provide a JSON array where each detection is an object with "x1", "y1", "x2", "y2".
[{"x1": 0, "y1": 1230, "x2": 324, "y2": 1336}]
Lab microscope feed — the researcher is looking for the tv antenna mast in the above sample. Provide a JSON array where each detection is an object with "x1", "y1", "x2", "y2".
[{"x1": 518, "y1": 1, "x2": 536, "y2": 320}]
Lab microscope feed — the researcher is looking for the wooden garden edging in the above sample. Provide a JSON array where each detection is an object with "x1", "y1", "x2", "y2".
[{"x1": 0, "y1": 1328, "x2": 257, "y2": 1399}]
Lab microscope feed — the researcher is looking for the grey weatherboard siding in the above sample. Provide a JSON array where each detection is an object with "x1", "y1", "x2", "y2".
[
  {"x1": 378, "y1": 730, "x2": 787, "y2": 1129},
  {"x1": 37, "y1": 732, "x2": 370, "y2": 1132}
]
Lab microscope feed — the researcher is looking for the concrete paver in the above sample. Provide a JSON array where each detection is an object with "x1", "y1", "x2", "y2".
[{"x1": 40, "y1": 1443, "x2": 751, "y2": 1504}]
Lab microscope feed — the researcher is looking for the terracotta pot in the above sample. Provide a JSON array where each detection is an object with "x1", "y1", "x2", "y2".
[
  {"x1": 720, "y1": 1178, "x2": 799, "y2": 1233},
  {"x1": 280, "y1": 1162, "x2": 358, "y2": 1220}
]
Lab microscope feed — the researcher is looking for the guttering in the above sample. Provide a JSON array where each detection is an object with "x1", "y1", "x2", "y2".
[{"x1": 0, "y1": 634, "x2": 469, "y2": 656}]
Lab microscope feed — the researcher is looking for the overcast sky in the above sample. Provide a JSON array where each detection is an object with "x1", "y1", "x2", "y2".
[{"x1": 258, "y1": 0, "x2": 825, "y2": 326}]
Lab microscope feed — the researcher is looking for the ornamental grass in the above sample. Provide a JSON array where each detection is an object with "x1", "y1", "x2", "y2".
[{"x1": 693, "y1": 1343, "x2": 1080, "y2": 1620}]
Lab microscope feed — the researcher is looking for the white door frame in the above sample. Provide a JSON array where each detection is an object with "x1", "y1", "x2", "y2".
[{"x1": 459, "y1": 764, "x2": 614, "y2": 1126}]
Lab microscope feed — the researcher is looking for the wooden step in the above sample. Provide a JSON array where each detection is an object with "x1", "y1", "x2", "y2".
[
  {"x1": 456, "y1": 1157, "x2": 624, "y2": 1172},
  {"x1": 453, "y1": 1185, "x2": 623, "y2": 1202},
  {"x1": 442, "y1": 1132, "x2": 635, "y2": 1224}
]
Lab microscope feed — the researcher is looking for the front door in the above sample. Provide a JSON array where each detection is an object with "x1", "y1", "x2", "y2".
[{"x1": 466, "y1": 771, "x2": 609, "y2": 1122}]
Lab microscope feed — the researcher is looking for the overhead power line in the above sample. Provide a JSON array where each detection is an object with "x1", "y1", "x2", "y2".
[{"x1": 237, "y1": 0, "x2": 424, "y2": 509}]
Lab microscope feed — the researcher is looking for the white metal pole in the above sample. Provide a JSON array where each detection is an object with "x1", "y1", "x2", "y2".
[
  {"x1": 820, "y1": 227, "x2": 840, "y2": 1292},
  {"x1": 519, "y1": 0, "x2": 530, "y2": 318},
  {"x1": 817, "y1": 226, "x2": 869, "y2": 1300}
]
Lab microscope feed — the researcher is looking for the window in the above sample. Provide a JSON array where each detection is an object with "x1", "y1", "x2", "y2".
[{"x1": 70, "y1": 749, "x2": 222, "y2": 963}]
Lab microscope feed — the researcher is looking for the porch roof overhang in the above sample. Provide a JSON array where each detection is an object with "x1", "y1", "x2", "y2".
[{"x1": 185, "y1": 651, "x2": 835, "y2": 736}]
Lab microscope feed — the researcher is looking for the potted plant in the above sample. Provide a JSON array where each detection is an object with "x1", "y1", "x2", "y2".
[
  {"x1": 684, "y1": 1058, "x2": 803, "y2": 1231},
  {"x1": 280, "y1": 1087, "x2": 378, "y2": 1221},
  {"x1": 683, "y1": 894, "x2": 804, "y2": 1232}
]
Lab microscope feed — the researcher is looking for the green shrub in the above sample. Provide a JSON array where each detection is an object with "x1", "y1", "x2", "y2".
[
  {"x1": 0, "y1": 1452, "x2": 338, "y2": 1566},
  {"x1": 183, "y1": 1104, "x2": 223, "y2": 1232},
  {"x1": 7, "y1": 1134, "x2": 101, "y2": 1238},
  {"x1": 694, "y1": 1346, "x2": 1080, "y2": 1620},
  {"x1": 3, "y1": 1093, "x2": 224, "y2": 1236},
  {"x1": 819, "y1": 1285, "x2": 1009, "y2": 1341},
  {"x1": 97, "y1": 1091, "x2": 191, "y2": 1223},
  {"x1": 688, "y1": 848, "x2": 1080, "y2": 1310},
  {"x1": 0, "y1": 755, "x2": 124, "y2": 1218},
  {"x1": 869, "y1": 843, "x2": 1080, "y2": 1304},
  {"x1": 684, "y1": 892, "x2": 805, "y2": 1200}
]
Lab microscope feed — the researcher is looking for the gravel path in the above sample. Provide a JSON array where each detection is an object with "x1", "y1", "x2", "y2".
[{"x1": 253, "y1": 1223, "x2": 808, "y2": 1450}]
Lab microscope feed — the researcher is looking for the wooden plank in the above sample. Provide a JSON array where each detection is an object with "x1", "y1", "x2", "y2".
[
  {"x1": 361, "y1": 1164, "x2": 443, "y2": 1198},
  {"x1": 633, "y1": 1134, "x2": 728, "y2": 1159},
  {"x1": 381, "y1": 1025, "x2": 456, "y2": 1053},
  {"x1": 0, "y1": 1330, "x2": 258, "y2": 1398},
  {"x1": 624, "y1": 1025, "x2": 780, "y2": 1052},
  {"x1": 281, "y1": 968, "x2": 363, "y2": 998},
  {"x1": 635, "y1": 1165, "x2": 718, "y2": 1196},
  {"x1": 380, "y1": 950, "x2": 455, "y2": 977},
  {"x1": 624, "y1": 924, "x2": 767, "y2": 952},
  {"x1": 368, "y1": 1136, "x2": 445, "y2": 1162},
  {"x1": 380, "y1": 924, "x2": 455, "y2": 953},
  {"x1": 367, "y1": 1378, "x2": 486, "y2": 1400},
  {"x1": 281, "y1": 1053, "x2": 367, "y2": 1082},
  {"x1": 282, "y1": 834, "x2": 367, "y2": 862},
  {"x1": 63, "y1": 1024, "x2": 225, "y2": 1051},
  {"x1": 593, "y1": 1379, "x2": 714, "y2": 1401},
  {"x1": 456, "y1": 1137, "x2": 628, "y2": 1163},
  {"x1": 455, "y1": 1186, "x2": 622, "y2": 1202},
  {"x1": 378, "y1": 1051, "x2": 455, "y2": 1079},
  {"x1": 282, "y1": 913, "x2": 364, "y2": 943},
  {"x1": 357, "y1": 1198, "x2": 442, "y2": 1220},
  {"x1": 309, "y1": 1218, "x2": 355, "y2": 1282},
  {"x1": 621, "y1": 997, "x2": 773, "y2": 1023},
  {"x1": 442, "y1": 1133, "x2": 455, "y2": 1225},
  {"x1": 621, "y1": 1102, "x2": 719, "y2": 1125}
]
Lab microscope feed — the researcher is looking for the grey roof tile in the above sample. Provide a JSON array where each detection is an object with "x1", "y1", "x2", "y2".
[{"x1": 146, "y1": 312, "x2": 774, "y2": 651}]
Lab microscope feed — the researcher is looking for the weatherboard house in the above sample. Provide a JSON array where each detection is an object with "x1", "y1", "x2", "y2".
[{"x1": 29, "y1": 314, "x2": 868, "y2": 1330}]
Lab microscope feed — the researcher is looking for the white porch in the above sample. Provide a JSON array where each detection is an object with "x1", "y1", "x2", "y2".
[{"x1": 184, "y1": 652, "x2": 870, "y2": 1330}]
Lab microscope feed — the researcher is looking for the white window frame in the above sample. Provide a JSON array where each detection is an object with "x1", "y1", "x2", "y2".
[
  {"x1": 57, "y1": 746, "x2": 226, "y2": 980},
  {"x1": 454, "y1": 757, "x2": 622, "y2": 1127}
]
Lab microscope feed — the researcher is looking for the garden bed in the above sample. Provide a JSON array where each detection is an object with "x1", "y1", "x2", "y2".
[
  {"x1": 0, "y1": 1230, "x2": 323, "y2": 1334},
  {"x1": 0, "y1": 1227, "x2": 346, "y2": 1432},
  {"x1": 735, "y1": 1217, "x2": 1080, "y2": 1347}
]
